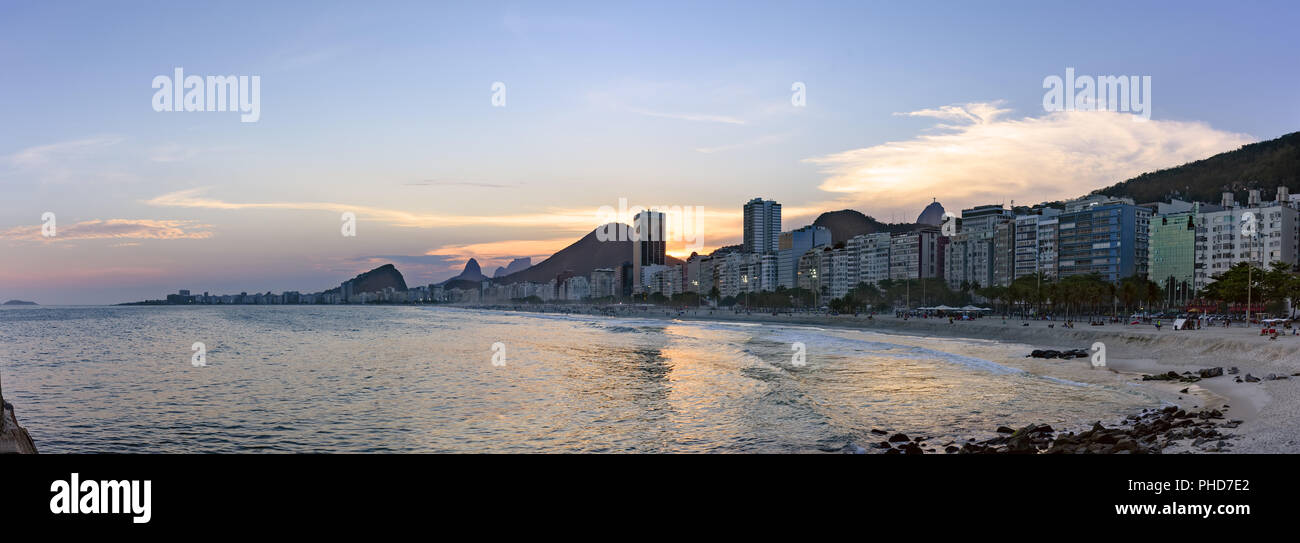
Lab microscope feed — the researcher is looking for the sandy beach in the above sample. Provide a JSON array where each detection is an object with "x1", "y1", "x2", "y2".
[{"x1": 468, "y1": 304, "x2": 1300, "y2": 453}]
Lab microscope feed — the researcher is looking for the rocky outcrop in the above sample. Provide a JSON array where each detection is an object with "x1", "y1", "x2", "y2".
[
  {"x1": 324, "y1": 263, "x2": 408, "y2": 297},
  {"x1": 855, "y1": 405, "x2": 1238, "y2": 455},
  {"x1": 0, "y1": 398, "x2": 38, "y2": 454},
  {"x1": 440, "y1": 259, "x2": 489, "y2": 290}
]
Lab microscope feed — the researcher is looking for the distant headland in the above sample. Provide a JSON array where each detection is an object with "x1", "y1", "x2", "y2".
[{"x1": 2, "y1": 300, "x2": 37, "y2": 306}]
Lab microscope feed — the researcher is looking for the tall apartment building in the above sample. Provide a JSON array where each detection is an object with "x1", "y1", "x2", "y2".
[
  {"x1": 993, "y1": 220, "x2": 1017, "y2": 287},
  {"x1": 1148, "y1": 206, "x2": 1199, "y2": 303},
  {"x1": 1036, "y1": 216, "x2": 1060, "y2": 279},
  {"x1": 943, "y1": 204, "x2": 1011, "y2": 289},
  {"x1": 796, "y1": 247, "x2": 829, "y2": 294},
  {"x1": 1057, "y1": 195, "x2": 1151, "y2": 283},
  {"x1": 590, "y1": 268, "x2": 617, "y2": 299},
  {"x1": 743, "y1": 198, "x2": 782, "y2": 254},
  {"x1": 1013, "y1": 208, "x2": 1061, "y2": 280},
  {"x1": 889, "y1": 227, "x2": 944, "y2": 281},
  {"x1": 1193, "y1": 191, "x2": 1300, "y2": 291},
  {"x1": 830, "y1": 246, "x2": 855, "y2": 299},
  {"x1": 854, "y1": 232, "x2": 892, "y2": 287},
  {"x1": 778, "y1": 225, "x2": 831, "y2": 289},
  {"x1": 632, "y1": 210, "x2": 666, "y2": 291}
]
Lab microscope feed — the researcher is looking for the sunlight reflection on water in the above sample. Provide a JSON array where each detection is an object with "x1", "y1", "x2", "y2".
[{"x1": 0, "y1": 305, "x2": 1160, "y2": 453}]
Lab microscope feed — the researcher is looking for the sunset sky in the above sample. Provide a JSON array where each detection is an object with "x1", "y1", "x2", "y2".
[{"x1": 2, "y1": 0, "x2": 1298, "y2": 304}]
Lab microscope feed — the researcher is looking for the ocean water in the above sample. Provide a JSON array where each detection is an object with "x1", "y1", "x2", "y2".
[{"x1": 0, "y1": 305, "x2": 1164, "y2": 453}]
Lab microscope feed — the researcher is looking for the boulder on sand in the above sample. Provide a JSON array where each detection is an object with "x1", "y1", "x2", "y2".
[{"x1": 1, "y1": 401, "x2": 38, "y2": 454}]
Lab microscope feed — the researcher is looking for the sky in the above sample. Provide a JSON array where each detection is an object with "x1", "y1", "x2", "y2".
[{"x1": 2, "y1": 0, "x2": 1298, "y2": 304}]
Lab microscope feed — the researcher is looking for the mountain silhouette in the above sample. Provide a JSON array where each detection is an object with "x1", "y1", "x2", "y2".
[
  {"x1": 440, "y1": 258, "x2": 488, "y2": 290},
  {"x1": 324, "y1": 263, "x2": 407, "y2": 295},
  {"x1": 494, "y1": 224, "x2": 680, "y2": 285},
  {"x1": 916, "y1": 200, "x2": 946, "y2": 226},
  {"x1": 1096, "y1": 131, "x2": 1300, "y2": 204},
  {"x1": 493, "y1": 257, "x2": 532, "y2": 278},
  {"x1": 812, "y1": 210, "x2": 921, "y2": 245}
]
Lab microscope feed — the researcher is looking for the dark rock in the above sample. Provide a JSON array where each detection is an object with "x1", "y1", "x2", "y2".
[
  {"x1": 888, "y1": 433, "x2": 911, "y2": 443},
  {"x1": 1198, "y1": 367, "x2": 1224, "y2": 378}
]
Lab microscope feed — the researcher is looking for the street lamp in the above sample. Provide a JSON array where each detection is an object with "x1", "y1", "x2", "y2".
[{"x1": 810, "y1": 268, "x2": 819, "y2": 311}]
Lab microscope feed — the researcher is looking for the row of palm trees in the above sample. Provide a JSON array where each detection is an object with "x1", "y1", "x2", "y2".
[{"x1": 972, "y1": 273, "x2": 1164, "y2": 318}]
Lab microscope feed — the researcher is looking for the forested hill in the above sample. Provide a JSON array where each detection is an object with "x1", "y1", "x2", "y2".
[{"x1": 1095, "y1": 131, "x2": 1300, "y2": 203}]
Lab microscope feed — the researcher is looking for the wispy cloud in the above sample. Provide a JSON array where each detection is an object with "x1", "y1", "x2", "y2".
[
  {"x1": 143, "y1": 189, "x2": 745, "y2": 249},
  {"x1": 3, "y1": 135, "x2": 124, "y2": 168},
  {"x1": 403, "y1": 179, "x2": 515, "y2": 189},
  {"x1": 144, "y1": 188, "x2": 599, "y2": 230},
  {"x1": 0, "y1": 219, "x2": 212, "y2": 242},
  {"x1": 628, "y1": 108, "x2": 746, "y2": 125},
  {"x1": 806, "y1": 102, "x2": 1255, "y2": 215}
]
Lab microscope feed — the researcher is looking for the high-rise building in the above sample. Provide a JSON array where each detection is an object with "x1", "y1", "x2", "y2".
[
  {"x1": 1057, "y1": 195, "x2": 1151, "y2": 282},
  {"x1": 590, "y1": 268, "x2": 617, "y2": 299},
  {"x1": 943, "y1": 204, "x2": 1011, "y2": 289},
  {"x1": 632, "y1": 210, "x2": 666, "y2": 291},
  {"x1": 854, "y1": 232, "x2": 892, "y2": 287},
  {"x1": 830, "y1": 246, "x2": 855, "y2": 299},
  {"x1": 993, "y1": 220, "x2": 1017, "y2": 287},
  {"x1": 1013, "y1": 208, "x2": 1061, "y2": 280},
  {"x1": 796, "y1": 247, "x2": 830, "y2": 295},
  {"x1": 890, "y1": 227, "x2": 943, "y2": 281},
  {"x1": 743, "y1": 198, "x2": 782, "y2": 254},
  {"x1": 1193, "y1": 193, "x2": 1300, "y2": 291},
  {"x1": 1148, "y1": 206, "x2": 1199, "y2": 305},
  {"x1": 1036, "y1": 216, "x2": 1060, "y2": 280},
  {"x1": 778, "y1": 225, "x2": 831, "y2": 289}
]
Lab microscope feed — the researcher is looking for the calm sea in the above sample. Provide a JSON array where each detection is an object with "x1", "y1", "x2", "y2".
[{"x1": 0, "y1": 305, "x2": 1163, "y2": 453}]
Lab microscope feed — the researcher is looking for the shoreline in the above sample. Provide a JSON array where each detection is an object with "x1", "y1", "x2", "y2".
[{"x1": 462, "y1": 303, "x2": 1300, "y2": 453}]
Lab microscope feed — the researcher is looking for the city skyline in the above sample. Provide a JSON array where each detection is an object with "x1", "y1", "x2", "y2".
[{"x1": 4, "y1": 1, "x2": 1299, "y2": 304}]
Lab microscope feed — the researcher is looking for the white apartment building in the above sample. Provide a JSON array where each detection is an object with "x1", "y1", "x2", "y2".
[{"x1": 1194, "y1": 193, "x2": 1300, "y2": 291}]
